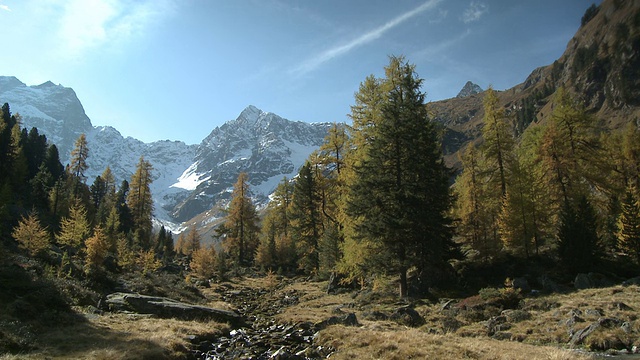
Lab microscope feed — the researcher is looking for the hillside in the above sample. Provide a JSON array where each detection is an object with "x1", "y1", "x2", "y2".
[{"x1": 430, "y1": 0, "x2": 640, "y2": 169}]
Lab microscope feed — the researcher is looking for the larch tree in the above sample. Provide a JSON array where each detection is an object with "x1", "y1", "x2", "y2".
[
  {"x1": 182, "y1": 227, "x2": 202, "y2": 257},
  {"x1": 220, "y1": 172, "x2": 259, "y2": 266},
  {"x1": 12, "y1": 212, "x2": 51, "y2": 257},
  {"x1": 343, "y1": 56, "x2": 455, "y2": 298},
  {"x1": 55, "y1": 200, "x2": 91, "y2": 253},
  {"x1": 69, "y1": 133, "x2": 89, "y2": 196},
  {"x1": 84, "y1": 226, "x2": 110, "y2": 276},
  {"x1": 481, "y1": 87, "x2": 514, "y2": 198},
  {"x1": 127, "y1": 156, "x2": 154, "y2": 249},
  {"x1": 454, "y1": 145, "x2": 501, "y2": 258}
]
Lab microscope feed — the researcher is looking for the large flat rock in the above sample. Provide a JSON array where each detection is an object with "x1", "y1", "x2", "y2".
[{"x1": 105, "y1": 292, "x2": 243, "y2": 326}]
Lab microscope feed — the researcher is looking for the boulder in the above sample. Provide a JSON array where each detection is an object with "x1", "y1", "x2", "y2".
[
  {"x1": 315, "y1": 313, "x2": 359, "y2": 330},
  {"x1": 390, "y1": 307, "x2": 425, "y2": 327},
  {"x1": 574, "y1": 273, "x2": 614, "y2": 290},
  {"x1": 105, "y1": 292, "x2": 243, "y2": 326}
]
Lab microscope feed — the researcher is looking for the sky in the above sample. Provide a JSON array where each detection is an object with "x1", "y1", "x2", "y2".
[{"x1": 1, "y1": 0, "x2": 599, "y2": 145}]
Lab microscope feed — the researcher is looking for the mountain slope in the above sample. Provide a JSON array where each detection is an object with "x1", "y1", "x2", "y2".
[{"x1": 430, "y1": 0, "x2": 640, "y2": 169}]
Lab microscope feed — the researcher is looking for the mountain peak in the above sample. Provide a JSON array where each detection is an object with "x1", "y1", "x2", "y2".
[
  {"x1": 0, "y1": 76, "x2": 26, "y2": 92},
  {"x1": 237, "y1": 105, "x2": 263, "y2": 124},
  {"x1": 35, "y1": 80, "x2": 57, "y2": 88},
  {"x1": 456, "y1": 81, "x2": 483, "y2": 98}
]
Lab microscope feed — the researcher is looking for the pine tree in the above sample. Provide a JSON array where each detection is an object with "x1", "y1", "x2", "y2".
[
  {"x1": 343, "y1": 56, "x2": 455, "y2": 297},
  {"x1": 617, "y1": 186, "x2": 640, "y2": 263},
  {"x1": 220, "y1": 172, "x2": 259, "y2": 265},
  {"x1": 558, "y1": 196, "x2": 601, "y2": 272},
  {"x1": 12, "y1": 212, "x2": 51, "y2": 256},
  {"x1": 290, "y1": 162, "x2": 322, "y2": 274},
  {"x1": 127, "y1": 157, "x2": 154, "y2": 249}
]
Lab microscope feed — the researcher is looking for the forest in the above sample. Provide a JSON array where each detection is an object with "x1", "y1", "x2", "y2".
[{"x1": 2, "y1": 55, "x2": 639, "y2": 302}]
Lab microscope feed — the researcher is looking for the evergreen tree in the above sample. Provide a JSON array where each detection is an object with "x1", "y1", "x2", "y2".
[
  {"x1": 219, "y1": 172, "x2": 259, "y2": 265},
  {"x1": 127, "y1": 157, "x2": 154, "y2": 249},
  {"x1": 557, "y1": 196, "x2": 601, "y2": 273},
  {"x1": 617, "y1": 186, "x2": 640, "y2": 263},
  {"x1": 343, "y1": 56, "x2": 454, "y2": 297},
  {"x1": 115, "y1": 180, "x2": 134, "y2": 235},
  {"x1": 12, "y1": 212, "x2": 51, "y2": 257},
  {"x1": 290, "y1": 162, "x2": 322, "y2": 274}
]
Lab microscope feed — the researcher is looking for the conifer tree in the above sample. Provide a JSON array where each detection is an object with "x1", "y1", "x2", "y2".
[
  {"x1": 69, "y1": 134, "x2": 89, "y2": 196},
  {"x1": 454, "y1": 145, "x2": 501, "y2": 258},
  {"x1": 481, "y1": 87, "x2": 514, "y2": 198},
  {"x1": 12, "y1": 212, "x2": 51, "y2": 256},
  {"x1": 183, "y1": 227, "x2": 201, "y2": 257},
  {"x1": 290, "y1": 162, "x2": 322, "y2": 274},
  {"x1": 617, "y1": 186, "x2": 640, "y2": 263},
  {"x1": 55, "y1": 200, "x2": 90, "y2": 252},
  {"x1": 84, "y1": 226, "x2": 110, "y2": 276},
  {"x1": 220, "y1": 172, "x2": 259, "y2": 265},
  {"x1": 127, "y1": 157, "x2": 154, "y2": 249},
  {"x1": 343, "y1": 56, "x2": 454, "y2": 297},
  {"x1": 190, "y1": 245, "x2": 217, "y2": 279},
  {"x1": 558, "y1": 196, "x2": 601, "y2": 273},
  {"x1": 175, "y1": 232, "x2": 187, "y2": 256}
]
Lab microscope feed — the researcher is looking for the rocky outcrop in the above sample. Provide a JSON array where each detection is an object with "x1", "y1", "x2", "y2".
[
  {"x1": 105, "y1": 292, "x2": 243, "y2": 325},
  {"x1": 456, "y1": 81, "x2": 483, "y2": 98}
]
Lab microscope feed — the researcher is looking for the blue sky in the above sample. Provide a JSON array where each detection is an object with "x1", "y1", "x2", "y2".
[{"x1": 1, "y1": 0, "x2": 597, "y2": 144}]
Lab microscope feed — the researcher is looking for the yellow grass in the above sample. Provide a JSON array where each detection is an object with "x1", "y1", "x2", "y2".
[
  {"x1": 0, "y1": 311, "x2": 228, "y2": 360},
  {"x1": 316, "y1": 326, "x2": 591, "y2": 360}
]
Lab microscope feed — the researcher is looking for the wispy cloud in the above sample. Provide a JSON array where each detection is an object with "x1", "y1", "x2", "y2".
[
  {"x1": 462, "y1": 1, "x2": 488, "y2": 23},
  {"x1": 54, "y1": 0, "x2": 175, "y2": 60},
  {"x1": 290, "y1": 0, "x2": 442, "y2": 77},
  {"x1": 0, "y1": 2, "x2": 10, "y2": 11},
  {"x1": 415, "y1": 29, "x2": 471, "y2": 60}
]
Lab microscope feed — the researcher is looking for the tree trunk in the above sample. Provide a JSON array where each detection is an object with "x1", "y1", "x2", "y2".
[{"x1": 399, "y1": 268, "x2": 408, "y2": 298}]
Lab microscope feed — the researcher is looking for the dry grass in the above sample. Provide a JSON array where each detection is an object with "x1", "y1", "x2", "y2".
[
  {"x1": 0, "y1": 311, "x2": 228, "y2": 360},
  {"x1": 316, "y1": 326, "x2": 591, "y2": 360}
]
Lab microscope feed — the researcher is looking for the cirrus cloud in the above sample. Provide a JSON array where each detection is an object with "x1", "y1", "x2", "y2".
[{"x1": 462, "y1": 1, "x2": 488, "y2": 23}]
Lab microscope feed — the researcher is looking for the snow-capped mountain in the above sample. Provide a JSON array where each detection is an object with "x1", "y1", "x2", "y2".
[
  {"x1": 171, "y1": 105, "x2": 331, "y2": 222},
  {"x1": 0, "y1": 76, "x2": 329, "y2": 228},
  {"x1": 0, "y1": 76, "x2": 93, "y2": 156}
]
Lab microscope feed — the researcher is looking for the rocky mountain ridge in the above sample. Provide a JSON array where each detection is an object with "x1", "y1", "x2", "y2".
[
  {"x1": 430, "y1": 0, "x2": 640, "y2": 169},
  {"x1": 0, "y1": 77, "x2": 329, "y2": 230}
]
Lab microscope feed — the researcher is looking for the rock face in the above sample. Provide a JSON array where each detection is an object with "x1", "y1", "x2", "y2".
[
  {"x1": 105, "y1": 292, "x2": 243, "y2": 325},
  {"x1": 456, "y1": 81, "x2": 483, "y2": 98},
  {"x1": 0, "y1": 77, "x2": 92, "y2": 156}
]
